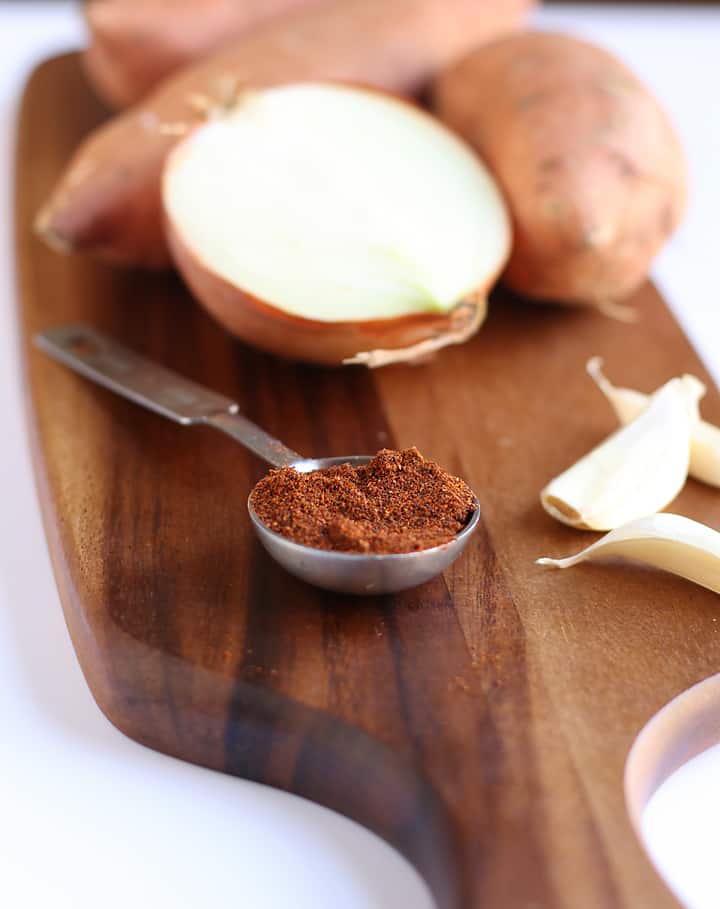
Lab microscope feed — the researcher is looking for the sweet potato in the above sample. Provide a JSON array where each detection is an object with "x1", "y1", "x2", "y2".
[
  {"x1": 433, "y1": 32, "x2": 687, "y2": 307},
  {"x1": 82, "y1": 0, "x2": 320, "y2": 109},
  {"x1": 37, "y1": 0, "x2": 534, "y2": 267}
]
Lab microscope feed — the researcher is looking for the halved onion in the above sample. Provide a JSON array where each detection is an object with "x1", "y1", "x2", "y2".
[{"x1": 162, "y1": 83, "x2": 510, "y2": 366}]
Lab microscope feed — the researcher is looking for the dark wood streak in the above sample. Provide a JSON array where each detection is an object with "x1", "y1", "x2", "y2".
[
  {"x1": 457, "y1": 530, "x2": 559, "y2": 906},
  {"x1": 225, "y1": 677, "x2": 463, "y2": 907},
  {"x1": 16, "y1": 54, "x2": 720, "y2": 909}
]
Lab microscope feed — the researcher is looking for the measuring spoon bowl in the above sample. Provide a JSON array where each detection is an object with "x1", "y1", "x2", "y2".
[{"x1": 248, "y1": 456, "x2": 481, "y2": 595}]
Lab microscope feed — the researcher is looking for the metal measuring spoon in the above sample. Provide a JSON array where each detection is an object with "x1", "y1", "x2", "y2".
[{"x1": 35, "y1": 325, "x2": 480, "y2": 595}]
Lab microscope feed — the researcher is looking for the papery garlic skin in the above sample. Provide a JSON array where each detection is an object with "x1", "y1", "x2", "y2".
[
  {"x1": 541, "y1": 376, "x2": 704, "y2": 531},
  {"x1": 587, "y1": 357, "x2": 720, "y2": 488},
  {"x1": 537, "y1": 513, "x2": 720, "y2": 594}
]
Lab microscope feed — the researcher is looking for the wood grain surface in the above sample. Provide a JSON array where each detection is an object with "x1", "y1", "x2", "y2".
[{"x1": 15, "y1": 55, "x2": 720, "y2": 909}]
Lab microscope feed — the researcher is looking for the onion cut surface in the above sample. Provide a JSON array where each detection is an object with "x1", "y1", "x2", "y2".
[{"x1": 163, "y1": 83, "x2": 510, "y2": 364}]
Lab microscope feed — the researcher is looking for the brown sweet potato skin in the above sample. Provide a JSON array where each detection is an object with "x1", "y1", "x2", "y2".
[
  {"x1": 37, "y1": 0, "x2": 534, "y2": 267},
  {"x1": 83, "y1": 0, "x2": 319, "y2": 109},
  {"x1": 433, "y1": 32, "x2": 687, "y2": 306}
]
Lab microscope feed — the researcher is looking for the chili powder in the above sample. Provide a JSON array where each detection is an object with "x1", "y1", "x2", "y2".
[{"x1": 249, "y1": 447, "x2": 475, "y2": 554}]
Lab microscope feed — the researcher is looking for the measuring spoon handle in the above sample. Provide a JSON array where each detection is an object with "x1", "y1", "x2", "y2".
[{"x1": 34, "y1": 323, "x2": 302, "y2": 468}]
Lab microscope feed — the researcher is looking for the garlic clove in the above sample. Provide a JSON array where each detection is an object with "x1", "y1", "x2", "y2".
[
  {"x1": 587, "y1": 357, "x2": 720, "y2": 488},
  {"x1": 536, "y1": 513, "x2": 720, "y2": 594},
  {"x1": 540, "y1": 375, "x2": 704, "y2": 531},
  {"x1": 692, "y1": 420, "x2": 720, "y2": 487}
]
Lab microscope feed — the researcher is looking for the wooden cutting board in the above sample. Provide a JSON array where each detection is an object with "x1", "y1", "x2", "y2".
[{"x1": 15, "y1": 55, "x2": 720, "y2": 909}]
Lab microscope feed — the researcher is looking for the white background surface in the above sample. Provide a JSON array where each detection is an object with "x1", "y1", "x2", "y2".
[{"x1": 0, "y1": 3, "x2": 718, "y2": 907}]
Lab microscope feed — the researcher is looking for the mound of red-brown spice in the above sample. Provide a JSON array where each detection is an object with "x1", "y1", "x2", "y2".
[{"x1": 249, "y1": 447, "x2": 475, "y2": 554}]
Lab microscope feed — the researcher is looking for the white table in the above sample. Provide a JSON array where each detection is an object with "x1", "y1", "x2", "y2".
[{"x1": 1, "y1": 4, "x2": 718, "y2": 907}]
